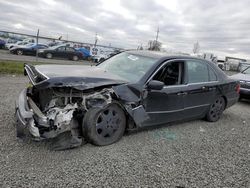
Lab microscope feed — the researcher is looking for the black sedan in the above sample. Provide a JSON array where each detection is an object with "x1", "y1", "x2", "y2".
[
  {"x1": 10, "y1": 44, "x2": 48, "y2": 56},
  {"x1": 231, "y1": 66, "x2": 250, "y2": 99},
  {"x1": 38, "y1": 46, "x2": 83, "y2": 61},
  {"x1": 15, "y1": 51, "x2": 239, "y2": 150}
]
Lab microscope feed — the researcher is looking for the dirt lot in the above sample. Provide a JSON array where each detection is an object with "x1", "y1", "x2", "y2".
[{"x1": 0, "y1": 74, "x2": 249, "y2": 187}]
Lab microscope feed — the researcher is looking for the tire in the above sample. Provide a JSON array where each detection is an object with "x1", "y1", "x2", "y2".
[
  {"x1": 72, "y1": 55, "x2": 79, "y2": 61},
  {"x1": 83, "y1": 103, "x2": 126, "y2": 146},
  {"x1": 46, "y1": 53, "x2": 53, "y2": 59},
  {"x1": 17, "y1": 50, "x2": 23, "y2": 55},
  {"x1": 206, "y1": 97, "x2": 226, "y2": 122}
]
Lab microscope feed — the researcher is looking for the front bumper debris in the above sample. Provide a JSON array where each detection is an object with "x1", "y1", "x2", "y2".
[
  {"x1": 15, "y1": 89, "x2": 40, "y2": 138},
  {"x1": 15, "y1": 89, "x2": 85, "y2": 149}
]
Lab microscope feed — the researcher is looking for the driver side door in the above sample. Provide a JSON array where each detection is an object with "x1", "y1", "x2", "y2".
[{"x1": 142, "y1": 60, "x2": 187, "y2": 126}]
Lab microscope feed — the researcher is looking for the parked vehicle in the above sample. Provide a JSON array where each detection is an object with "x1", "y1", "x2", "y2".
[
  {"x1": 76, "y1": 47, "x2": 91, "y2": 60},
  {"x1": 38, "y1": 46, "x2": 83, "y2": 61},
  {"x1": 231, "y1": 66, "x2": 250, "y2": 99},
  {"x1": 15, "y1": 51, "x2": 239, "y2": 150},
  {"x1": 91, "y1": 47, "x2": 112, "y2": 63},
  {"x1": 10, "y1": 44, "x2": 48, "y2": 56},
  {"x1": 95, "y1": 49, "x2": 123, "y2": 63},
  {"x1": 6, "y1": 41, "x2": 30, "y2": 50},
  {"x1": 238, "y1": 62, "x2": 250, "y2": 72},
  {"x1": 0, "y1": 39, "x2": 5, "y2": 49}
]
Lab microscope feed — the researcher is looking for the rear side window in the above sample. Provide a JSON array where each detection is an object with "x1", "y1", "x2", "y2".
[
  {"x1": 186, "y1": 60, "x2": 209, "y2": 83},
  {"x1": 57, "y1": 46, "x2": 65, "y2": 51},
  {"x1": 66, "y1": 47, "x2": 75, "y2": 52}
]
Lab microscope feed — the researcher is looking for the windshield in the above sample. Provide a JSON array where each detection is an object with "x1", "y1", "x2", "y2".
[
  {"x1": 242, "y1": 66, "x2": 250, "y2": 74},
  {"x1": 49, "y1": 45, "x2": 61, "y2": 50},
  {"x1": 97, "y1": 52, "x2": 157, "y2": 82}
]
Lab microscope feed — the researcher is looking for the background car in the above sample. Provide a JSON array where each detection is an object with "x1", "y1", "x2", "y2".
[
  {"x1": 76, "y1": 47, "x2": 91, "y2": 60},
  {"x1": 6, "y1": 41, "x2": 31, "y2": 49},
  {"x1": 238, "y1": 62, "x2": 250, "y2": 72},
  {"x1": 38, "y1": 46, "x2": 83, "y2": 61},
  {"x1": 0, "y1": 39, "x2": 5, "y2": 49},
  {"x1": 10, "y1": 43, "x2": 48, "y2": 56},
  {"x1": 231, "y1": 66, "x2": 250, "y2": 99}
]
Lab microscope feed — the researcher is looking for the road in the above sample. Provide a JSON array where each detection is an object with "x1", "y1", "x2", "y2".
[
  {"x1": 0, "y1": 49, "x2": 93, "y2": 65},
  {"x1": 0, "y1": 74, "x2": 249, "y2": 187}
]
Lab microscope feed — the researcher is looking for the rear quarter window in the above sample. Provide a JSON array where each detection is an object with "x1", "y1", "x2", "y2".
[{"x1": 208, "y1": 67, "x2": 217, "y2": 81}]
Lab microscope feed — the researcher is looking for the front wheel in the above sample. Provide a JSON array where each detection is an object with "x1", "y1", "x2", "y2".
[
  {"x1": 72, "y1": 55, "x2": 79, "y2": 61},
  {"x1": 17, "y1": 50, "x2": 23, "y2": 55},
  {"x1": 46, "y1": 53, "x2": 53, "y2": 59},
  {"x1": 83, "y1": 103, "x2": 126, "y2": 146},
  {"x1": 206, "y1": 97, "x2": 226, "y2": 122}
]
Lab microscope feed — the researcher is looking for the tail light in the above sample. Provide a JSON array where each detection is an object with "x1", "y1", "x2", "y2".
[{"x1": 235, "y1": 83, "x2": 240, "y2": 94}]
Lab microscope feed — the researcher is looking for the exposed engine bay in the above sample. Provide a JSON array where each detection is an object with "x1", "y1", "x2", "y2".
[{"x1": 21, "y1": 82, "x2": 149, "y2": 150}]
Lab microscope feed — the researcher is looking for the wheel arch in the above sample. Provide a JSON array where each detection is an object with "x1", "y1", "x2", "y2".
[{"x1": 221, "y1": 95, "x2": 228, "y2": 109}]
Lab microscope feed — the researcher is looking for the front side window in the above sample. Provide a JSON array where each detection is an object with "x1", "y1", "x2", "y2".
[
  {"x1": 186, "y1": 60, "x2": 209, "y2": 83},
  {"x1": 153, "y1": 61, "x2": 184, "y2": 86},
  {"x1": 57, "y1": 46, "x2": 65, "y2": 51},
  {"x1": 66, "y1": 47, "x2": 75, "y2": 52}
]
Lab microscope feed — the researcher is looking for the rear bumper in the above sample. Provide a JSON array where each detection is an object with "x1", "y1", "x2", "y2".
[{"x1": 15, "y1": 89, "x2": 40, "y2": 138}]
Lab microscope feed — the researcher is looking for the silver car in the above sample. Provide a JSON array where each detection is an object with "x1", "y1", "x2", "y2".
[{"x1": 231, "y1": 67, "x2": 250, "y2": 99}]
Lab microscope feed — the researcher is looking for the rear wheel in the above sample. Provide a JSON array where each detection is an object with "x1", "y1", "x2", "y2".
[
  {"x1": 206, "y1": 97, "x2": 225, "y2": 122},
  {"x1": 46, "y1": 53, "x2": 53, "y2": 59},
  {"x1": 17, "y1": 50, "x2": 23, "y2": 55},
  {"x1": 83, "y1": 103, "x2": 126, "y2": 146}
]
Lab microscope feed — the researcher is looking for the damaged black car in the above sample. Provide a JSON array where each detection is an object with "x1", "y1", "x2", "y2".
[{"x1": 15, "y1": 51, "x2": 240, "y2": 149}]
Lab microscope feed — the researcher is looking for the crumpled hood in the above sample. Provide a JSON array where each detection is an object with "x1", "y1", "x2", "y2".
[
  {"x1": 230, "y1": 73, "x2": 250, "y2": 81},
  {"x1": 26, "y1": 64, "x2": 127, "y2": 90}
]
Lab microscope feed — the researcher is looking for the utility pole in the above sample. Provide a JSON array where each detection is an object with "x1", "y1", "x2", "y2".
[
  {"x1": 155, "y1": 26, "x2": 159, "y2": 43},
  {"x1": 94, "y1": 32, "x2": 98, "y2": 47},
  {"x1": 36, "y1": 29, "x2": 39, "y2": 62}
]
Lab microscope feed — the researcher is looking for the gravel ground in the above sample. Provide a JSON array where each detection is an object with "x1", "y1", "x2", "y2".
[{"x1": 0, "y1": 74, "x2": 249, "y2": 188}]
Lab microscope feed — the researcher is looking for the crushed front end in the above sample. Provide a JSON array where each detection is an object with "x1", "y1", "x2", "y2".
[{"x1": 15, "y1": 64, "x2": 149, "y2": 150}]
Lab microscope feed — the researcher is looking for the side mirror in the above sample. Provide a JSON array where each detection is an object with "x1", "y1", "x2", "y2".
[{"x1": 147, "y1": 80, "x2": 164, "y2": 90}]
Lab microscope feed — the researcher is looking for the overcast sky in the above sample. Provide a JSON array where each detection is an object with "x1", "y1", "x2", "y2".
[{"x1": 0, "y1": 0, "x2": 250, "y2": 58}]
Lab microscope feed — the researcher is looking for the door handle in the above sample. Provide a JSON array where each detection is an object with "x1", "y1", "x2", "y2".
[
  {"x1": 202, "y1": 86, "x2": 216, "y2": 91},
  {"x1": 177, "y1": 92, "x2": 187, "y2": 96},
  {"x1": 208, "y1": 87, "x2": 216, "y2": 91}
]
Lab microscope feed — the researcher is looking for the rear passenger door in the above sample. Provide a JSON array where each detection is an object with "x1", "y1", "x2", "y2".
[{"x1": 183, "y1": 60, "x2": 218, "y2": 119}]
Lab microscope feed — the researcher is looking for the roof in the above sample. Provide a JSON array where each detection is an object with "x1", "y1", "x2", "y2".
[{"x1": 127, "y1": 50, "x2": 192, "y2": 59}]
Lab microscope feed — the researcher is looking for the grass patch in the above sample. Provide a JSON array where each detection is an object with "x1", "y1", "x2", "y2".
[{"x1": 0, "y1": 60, "x2": 41, "y2": 74}]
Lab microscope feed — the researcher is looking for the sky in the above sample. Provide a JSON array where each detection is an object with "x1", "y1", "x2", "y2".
[{"x1": 0, "y1": 0, "x2": 250, "y2": 59}]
